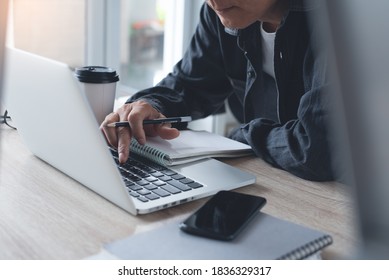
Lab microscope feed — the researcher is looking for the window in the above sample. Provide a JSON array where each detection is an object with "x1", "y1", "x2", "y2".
[
  {"x1": 117, "y1": 0, "x2": 203, "y2": 94},
  {"x1": 120, "y1": 0, "x2": 166, "y2": 91}
]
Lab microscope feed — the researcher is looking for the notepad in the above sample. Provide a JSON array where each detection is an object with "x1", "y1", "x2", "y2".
[
  {"x1": 131, "y1": 130, "x2": 253, "y2": 166},
  {"x1": 103, "y1": 213, "x2": 333, "y2": 260}
]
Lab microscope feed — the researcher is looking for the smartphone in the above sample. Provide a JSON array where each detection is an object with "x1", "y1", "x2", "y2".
[{"x1": 179, "y1": 191, "x2": 266, "y2": 241}]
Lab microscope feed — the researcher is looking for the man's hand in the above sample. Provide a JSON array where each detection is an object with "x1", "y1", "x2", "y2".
[{"x1": 100, "y1": 100, "x2": 180, "y2": 164}]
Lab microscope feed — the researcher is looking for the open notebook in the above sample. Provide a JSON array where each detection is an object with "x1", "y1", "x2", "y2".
[{"x1": 131, "y1": 130, "x2": 253, "y2": 166}]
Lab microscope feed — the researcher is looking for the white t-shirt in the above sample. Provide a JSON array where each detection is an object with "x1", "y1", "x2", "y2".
[{"x1": 260, "y1": 22, "x2": 276, "y2": 79}]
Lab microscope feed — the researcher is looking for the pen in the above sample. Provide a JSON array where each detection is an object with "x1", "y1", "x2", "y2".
[{"x1": 105, "y1": 116, "x2": 192, "y2": 127}]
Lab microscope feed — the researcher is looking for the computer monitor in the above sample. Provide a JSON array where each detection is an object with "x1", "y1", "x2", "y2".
[{"x1": 324, "y1": 0, "x2": 389, "y2": 259}]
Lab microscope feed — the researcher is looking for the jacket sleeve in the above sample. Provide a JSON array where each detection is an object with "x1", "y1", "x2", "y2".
[
  {"x1": 229, "y1": 48, "x2": 336, "y2": 182},
  {"x1": 127, "y1": 4, "x2": 232, "y2": 121}
]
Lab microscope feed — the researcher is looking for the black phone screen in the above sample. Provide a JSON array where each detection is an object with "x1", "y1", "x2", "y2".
[{"x1": 179, "y1": 191, "x2": 266, "y2": 241}]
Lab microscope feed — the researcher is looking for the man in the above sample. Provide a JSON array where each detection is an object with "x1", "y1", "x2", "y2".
[{"x1": 101, "y1": 0, "x2": 334, "y2": 181}]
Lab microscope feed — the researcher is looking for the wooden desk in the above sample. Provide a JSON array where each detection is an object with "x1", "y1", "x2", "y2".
[{"x1": 0, "y1": 127, "x2": 358, "y2": 259}]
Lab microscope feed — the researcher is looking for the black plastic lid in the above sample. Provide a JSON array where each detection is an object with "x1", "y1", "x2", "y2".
[{"x1": 74, "y1": 66, "x2": 119, "y2": 84}]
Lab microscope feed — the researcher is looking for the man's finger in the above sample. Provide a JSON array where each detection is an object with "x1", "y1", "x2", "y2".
[
  {"x1": 157, "y1": 124, "x2": 180, "y2": 140},
  {"x1": 117, "y1": 126, "x2": 131, "y2": 163},
  {"x1": 100, "y1": 112, "x2": 120, "y2": 147}
]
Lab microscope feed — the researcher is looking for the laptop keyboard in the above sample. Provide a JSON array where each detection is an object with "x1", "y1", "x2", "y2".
[{"x1": 110, "y1": 149, "x2": 203, "y2": 203}]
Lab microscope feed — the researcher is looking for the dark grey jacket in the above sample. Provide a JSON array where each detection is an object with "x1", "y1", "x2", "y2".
[{"x1": 128, "y1": 2, "x2": 335, "y2": 181}]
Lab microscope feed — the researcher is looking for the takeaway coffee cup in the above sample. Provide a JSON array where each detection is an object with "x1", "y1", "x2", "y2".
[{"x1": 75, "y1": 66, "x2": 119, "y2": 125}]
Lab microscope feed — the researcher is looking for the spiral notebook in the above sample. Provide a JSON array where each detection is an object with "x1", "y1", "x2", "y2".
[
  {"x1": 131, "y1": 130, "x2": 253, "y2": 166},
  {"x1": 100, "y1": 213, "x2": 333, "y2": 260}
]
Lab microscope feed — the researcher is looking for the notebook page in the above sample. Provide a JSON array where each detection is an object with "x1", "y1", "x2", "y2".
[{"x1": 143, "y1": 130, "x2": 253, "y2": 162}]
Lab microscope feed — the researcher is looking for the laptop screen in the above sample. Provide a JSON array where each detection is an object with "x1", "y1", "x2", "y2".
[{"x1": 324, "y1": 0, "x2": 389, "y2": 258}]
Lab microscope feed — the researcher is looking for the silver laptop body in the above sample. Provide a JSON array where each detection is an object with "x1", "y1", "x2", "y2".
[{"x1": 3, "y1": 47, "x2": 256, "y2": 215}]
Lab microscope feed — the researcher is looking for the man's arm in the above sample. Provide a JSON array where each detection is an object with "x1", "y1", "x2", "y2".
[{"x1": 229, "y1": 83, "x2": 335, "y2": 182}]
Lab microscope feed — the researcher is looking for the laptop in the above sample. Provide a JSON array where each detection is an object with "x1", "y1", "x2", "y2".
[
  {"x1": 322, "y1": 0, "x2": 389, "y2": 258},
  {"x1": 2, "y1": 47, "x2": 256, "y2": 215}
]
